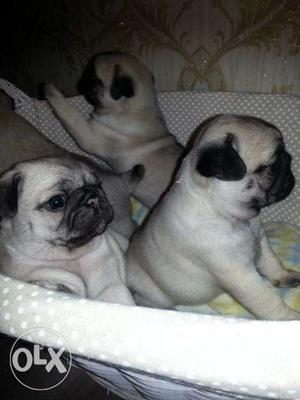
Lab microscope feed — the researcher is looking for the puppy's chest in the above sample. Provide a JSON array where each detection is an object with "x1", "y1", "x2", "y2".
[
  {"x1": 6, "y1": 234, "x2": 126, "y2": 290},
  {"x1": 64, "y1": 234, "x2": 125, "y2": 280},
  {"x1": 76, "y1": 242, "x2": 122, "y2": 275},
  {"x1": 178, "y1": 216, "x2": 259, "y2": 262}
]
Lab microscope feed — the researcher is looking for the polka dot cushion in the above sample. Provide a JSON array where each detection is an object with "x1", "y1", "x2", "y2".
[
  {"x1": 1, "y1": 273, "x2": 299, "y2": 400},
  {"x1": 1, "y1": 78, "x2": 299, "y2": 225}
]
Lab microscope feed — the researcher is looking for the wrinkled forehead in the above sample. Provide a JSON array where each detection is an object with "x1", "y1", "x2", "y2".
[
  {"x1": 21, "y1": 160, "x2": 97, "y2": 196},
  {"x1": 196, "y1": 116, "x2": 283, "y2": 168}
]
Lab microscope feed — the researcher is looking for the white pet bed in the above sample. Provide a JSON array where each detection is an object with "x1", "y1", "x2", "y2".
[{"x1": 0, "y1": 79, "x2": 300, "y2": 400}]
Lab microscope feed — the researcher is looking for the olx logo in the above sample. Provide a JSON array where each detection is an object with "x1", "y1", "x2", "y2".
[{"x1": 9, "y1": 329, "x2": 72, "y2": 391}]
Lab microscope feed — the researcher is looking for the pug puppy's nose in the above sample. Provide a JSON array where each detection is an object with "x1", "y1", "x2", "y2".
[
  {"x1": 251, "y1": 193, "x2": 267, "y2": 209},
  {"x1": 80, "y1": 186, "x2": 100, "y2": 210},
  {"x1": 67, "y1": 185, "x2": 102, "y2": 232}
]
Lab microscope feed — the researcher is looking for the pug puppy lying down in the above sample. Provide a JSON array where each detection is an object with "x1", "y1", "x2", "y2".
[
  {"x1": 0, "y1": 155, "x2": 142, "y2": 304},
  {"x1": 44, "y1": 51, "x2": 183, "y2": 207},
  {"x1": 127, "y1": 114, "x2": 300, "y2": 320}
]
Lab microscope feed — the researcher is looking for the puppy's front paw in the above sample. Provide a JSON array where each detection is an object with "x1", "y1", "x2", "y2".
[
  {"x1": 44, "y1": 83, "x2": 62, "y2": 100},
  {"x1": 273, "y1": 271, "x2": 300, "y2": 288},
  {"x1": 29, "y1": 280, "x2": 59, "y2": 291}
]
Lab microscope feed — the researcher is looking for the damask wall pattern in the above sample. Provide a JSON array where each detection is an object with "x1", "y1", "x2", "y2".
[{"x1": 1, "y1": 0, "x2": 300, "y2": 96}]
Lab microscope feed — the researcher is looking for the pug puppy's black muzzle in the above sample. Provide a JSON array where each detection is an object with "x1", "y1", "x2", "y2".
[
  {"x1": 266, "y1": 150, "x2": 295, "y2": 206},
  {"x1": 252, "y1": 150, "x2": 295, "y2": 211},
  {"x1": 63, "y1": 184, "x2": 114, "y2": 247}
]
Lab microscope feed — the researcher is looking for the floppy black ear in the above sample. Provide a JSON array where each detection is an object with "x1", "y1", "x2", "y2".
[
  {"x1": 77, "y1": 55, "x2": 104, "y2": 107},
  {"x1": 0, "y1": 173, "x2": 22, "y2": 219},
  {"x1": 196, "y1": 134, "x2": 247, "y2": 181},
  {"x1": 110, "y1": 64, "x2": 135, "y2": 100}
]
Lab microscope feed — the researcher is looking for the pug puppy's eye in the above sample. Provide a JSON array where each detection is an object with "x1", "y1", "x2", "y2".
[{"x1": 46, "y1": 195, "x2": 66, "y2": 211}]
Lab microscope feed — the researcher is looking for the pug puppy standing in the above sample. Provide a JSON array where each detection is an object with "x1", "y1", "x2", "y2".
[
  {"x1": 44, "y1": 52, "x2": 183, "y2": 207},
  {"x1": 0, "y1": 155, "x2": 142, "y2": 304},
  {"x1": 127, "y1": 115, "x2": 300, "y2": 320}
]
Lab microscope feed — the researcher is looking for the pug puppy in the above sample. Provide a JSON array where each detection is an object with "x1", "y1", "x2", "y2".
[
  {"x1": 44, "y1": 51, "x2": 183, "y2": 207},
  {"x1": 0, "y1": 155, "x2": 143, "y2": 304},
  {"x1": 126, "y1": 114, "x2": 300, "y2": 320}
]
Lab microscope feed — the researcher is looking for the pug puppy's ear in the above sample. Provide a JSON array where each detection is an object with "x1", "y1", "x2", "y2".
[
  {"x1": 77, "y1": 55, "x2": 104, "y2": 107},
  {"x1": 122, "y1": 164, "x2": 145, "y2": 191},
  {"x1": 110, "y1": 64, "x2": 135, "y2": 100},
  {"x1": 0, "y1": 172, "x2": 22, "y2": 219},
  {"x1": 196, "y1": 133, "x2": 247, "y2": 181}
]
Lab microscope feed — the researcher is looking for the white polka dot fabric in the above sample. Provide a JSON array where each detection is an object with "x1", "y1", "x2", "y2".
[
  {"x1": 24, "y1": 97, "x2": 93, "y2": 155},
  {"x1": 2, "y1": 79, "x2": 298, "y2": 225},
  {"x1": 1, "y1": 274, "x2": 299, "y2": 400},
  {"x1": 16, "y1": 96, "x2": 107, "y2": 166},
  {"x1": 0, "y1": 78, "x2": 107, "y2": 166}
]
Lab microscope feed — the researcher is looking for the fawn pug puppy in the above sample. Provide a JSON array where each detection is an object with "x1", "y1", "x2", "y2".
[
  {"x1": 0, "y1": 155, "x2": 143, "y2": 304},
  {"x1": 127, "y1": 114, "x2": 300, "y2": 320},
  {"x1": 44, "y1": 51, "x2": 183, "y2": 207}
]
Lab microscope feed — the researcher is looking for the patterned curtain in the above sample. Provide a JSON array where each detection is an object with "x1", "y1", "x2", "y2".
[{"x1": 1, "y1": 0, "x2": 299, "y2": 96}]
